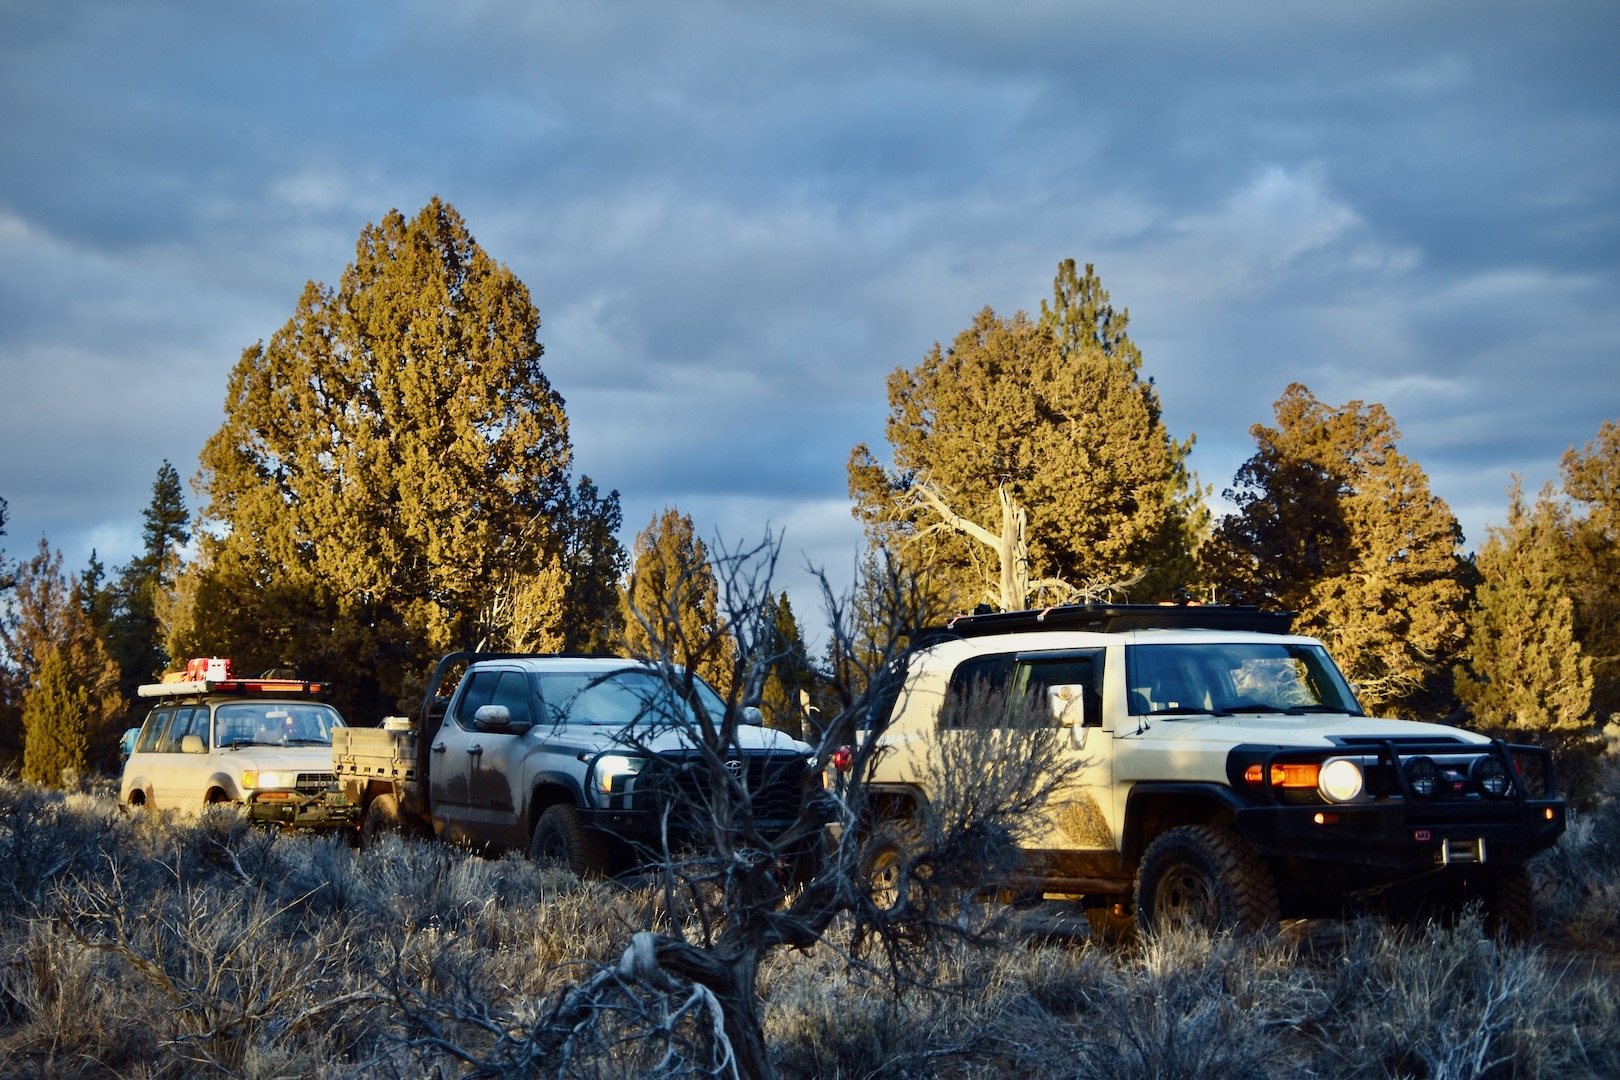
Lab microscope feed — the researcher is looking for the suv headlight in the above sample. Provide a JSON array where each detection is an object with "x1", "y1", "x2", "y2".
[
  {"x1": 241, "y1": 770, "x2": 294, "y2": 791},
  {"x1": 592, "y1": 754, "x2": 646, "y2": 795},
  {"x1": 1317, "y1": 758, "x2": 1364, "y2": 803}
]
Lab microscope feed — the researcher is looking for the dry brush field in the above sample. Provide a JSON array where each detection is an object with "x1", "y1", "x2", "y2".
[{"x1": 1, "y1": 764, "x2": 1618, "y2": 1080}]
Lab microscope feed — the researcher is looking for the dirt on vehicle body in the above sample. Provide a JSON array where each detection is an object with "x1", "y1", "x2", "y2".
[
  {"x1": 335, "y1": 651, "x2": 817, "y2": 875},
  {"x1": 855, "y1": 604, "x2": 1566, "y2": 938}
]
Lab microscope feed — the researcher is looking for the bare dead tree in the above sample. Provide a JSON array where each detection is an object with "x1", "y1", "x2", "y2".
[
  {"x1": 901, "y1": 476, "x2": 1146, "y2": 612},
  {"x1": 519, "y1": 535, "x2": 1084, "y2": 1080}
]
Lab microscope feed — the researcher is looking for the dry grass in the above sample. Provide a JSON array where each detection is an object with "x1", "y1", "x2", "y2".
[{"x1": 0, "y1": 769, "x2": 1617, "y2": 1078}]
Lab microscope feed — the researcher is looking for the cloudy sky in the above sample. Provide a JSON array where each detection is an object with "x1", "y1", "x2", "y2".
[{"x1": 2, "y1": 0, "x2": 1616, "y2": 616}]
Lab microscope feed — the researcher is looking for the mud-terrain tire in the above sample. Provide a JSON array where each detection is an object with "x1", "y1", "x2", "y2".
[
  {"x1": 529, "y1": 804, "x2": 612, "y2": 878},
  {"x1": 862, "y1": 819, "x2": 925, "y2": 911},
  {"x1": 1135, "y1": 824, "x2": 1280, "y2": 933},
  {"x1": 1482, "y1": 865, "x2": 1536, "y2": 942},
  {"x1": 361, "y1": 793, "x2": 427, "y2": 847}
]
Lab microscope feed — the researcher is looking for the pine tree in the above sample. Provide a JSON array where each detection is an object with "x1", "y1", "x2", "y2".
[
  {"x1": 101, "y1": 462, "x2": 190, "y2": 699},
  {"x1": 20, "y1": 646, "x2": 91, "y2": 788},
  {"x1": 620, "y1": 508, "x2": 735, "y2": 693},
  {"x1": 848, "y1": 260, "x2": 1202, "y2": 611},
  {"x1": 1202, "y1": 384, "x2": 1470, "y2": 719},
  {"x1": 555, "y1": 476, "x2": 628, "y2": 654},
  {"x1": 1455, "y1": 481, "x2": 1594, "y2": 751},
  {"x1": 177, "y1": 200, "x2": 619, "y2": 718}
]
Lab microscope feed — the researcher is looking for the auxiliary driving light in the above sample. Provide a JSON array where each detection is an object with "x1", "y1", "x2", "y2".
[
  {"x1": 1403, "y1": 756, "x2": 1439, "y2": 799},
  {"x1": 1471, "y1": 755, "x2": 1513, "y2": 799}
]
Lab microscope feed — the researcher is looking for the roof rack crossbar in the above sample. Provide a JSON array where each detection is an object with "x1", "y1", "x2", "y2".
[{"x1": 925, "y1": 603, "x2": 1295, "y2": 641}]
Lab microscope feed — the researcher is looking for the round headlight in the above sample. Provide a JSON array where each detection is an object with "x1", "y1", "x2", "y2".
[
  {"x1": 1471, "y1": 755, "x2": 1513, "y2": 799},
  {"x1": 1318, "y1": 758, "x2": 1364, "y2": 803},
  {"x1": 1403, "y1": 756, "x2": 1439, "y2": 799}
]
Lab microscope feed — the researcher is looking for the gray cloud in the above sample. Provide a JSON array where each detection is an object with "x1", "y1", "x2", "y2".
[{"x1": 2, "y1": 0, "x2": 1616, "y2": 617}]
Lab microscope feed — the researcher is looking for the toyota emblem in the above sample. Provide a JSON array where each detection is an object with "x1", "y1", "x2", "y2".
[{"x1": 725, "y1": 759, "x2": 745, "y2": 778}]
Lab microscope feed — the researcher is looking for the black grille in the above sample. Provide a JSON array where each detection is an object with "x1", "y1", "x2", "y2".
[
  {"x1": 295, "y1": 772, "x2": 338, "y2": 793},
  {"x1": 634, "y1": 753, "x2": 807, "y2": 835}
]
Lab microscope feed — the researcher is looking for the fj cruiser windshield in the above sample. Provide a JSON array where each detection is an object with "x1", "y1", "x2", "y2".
[{"x1": 1126, "y1": 642, "x2": 1362, "y2": 717}]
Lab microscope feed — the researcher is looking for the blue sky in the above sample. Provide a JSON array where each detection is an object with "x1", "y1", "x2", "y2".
[{"x1": 2, "y1": 0, "x2": 1616, "y2": 616}]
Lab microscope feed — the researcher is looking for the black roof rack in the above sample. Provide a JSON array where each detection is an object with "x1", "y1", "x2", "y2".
[{"x1": 917, "y1": 603, "x2": 1296, "y2": 644}]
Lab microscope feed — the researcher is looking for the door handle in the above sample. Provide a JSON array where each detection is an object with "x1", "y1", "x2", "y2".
[
  {"x1": 431, "y1": 742, "x2": 447, "y2": 753},
  {"x1": 468, "y1": 744, "x2": 483, "y2": 756}
]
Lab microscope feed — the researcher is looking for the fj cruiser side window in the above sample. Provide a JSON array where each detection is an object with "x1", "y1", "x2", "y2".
[
  {"x1": 942, "y1": 655, "x2": 1016, "y2": 731},
  {"x1": 1015, "y1": 651, "x2": 1103, "y2": 728}
]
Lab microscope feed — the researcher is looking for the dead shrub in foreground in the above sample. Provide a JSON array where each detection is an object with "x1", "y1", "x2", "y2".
[{"x1": 0, "y1": 775, "x2": 1618, "y2": 1078}]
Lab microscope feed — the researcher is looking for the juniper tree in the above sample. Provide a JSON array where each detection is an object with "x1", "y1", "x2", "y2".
[
  {"x1": 1202, "y1": 384, "x2": 1470, "y2": 719},
  {"x1": 20, "y1": 646, "x2": 91, "y2": 788},
  {"x1": 0, "y1": 540, "x2": 123, "y2": 768},
  {"x1": 1455, "y1": 481, "x2": 1596, "y2": 771},
  {"x1": 620, "y1": 507, "x2": 735, "y2": 693},
  {"x1": 849, "y1": 260, "x2": 1203, "y2": 611},
  {"x1": 1559, "y1": 419, "x2": 1620, "y2": 724},
  {"x1": 175, "y1": 199, "x2": 621, "y2": 719}
]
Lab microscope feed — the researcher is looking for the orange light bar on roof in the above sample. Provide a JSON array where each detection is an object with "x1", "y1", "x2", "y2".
[{"x1": 1245, "y1": 762, "x2": 1322, "y2": 788}]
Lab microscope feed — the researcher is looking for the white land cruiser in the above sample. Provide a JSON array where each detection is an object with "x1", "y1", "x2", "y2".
[
  {"x1": 119, "y1": 658, "x2": 358, "y2": 831},
  {"x1": 857, "y1": 605, "x2": 1567, "y2": 937}
]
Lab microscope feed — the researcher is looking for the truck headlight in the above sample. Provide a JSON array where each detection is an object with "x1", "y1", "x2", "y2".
[
  {"x1": 1317, "y1": 758, "x2": 1364, "y2": 803},
  {"x1": 592, "y1": 754, "x2": 645, "y2": 795}
]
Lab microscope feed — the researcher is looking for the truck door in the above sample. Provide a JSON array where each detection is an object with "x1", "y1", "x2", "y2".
[
  {"x1": 462, "y1": 669, "x2": 536, "y2": 848},
  {"x1": 430, "y1": 670, "x2": 497, "y2": 839}
]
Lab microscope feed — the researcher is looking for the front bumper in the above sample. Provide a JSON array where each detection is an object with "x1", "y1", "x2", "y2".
[
  {"x1": 1226, "y1": 736, "x2": 1567, "y2": 872},
  {"x1": 1234, "y1": 797, "x2": 1566, "y2": 871},
  {"x1": 248, "y1": 789, "x2": 361, "y2": 830}
]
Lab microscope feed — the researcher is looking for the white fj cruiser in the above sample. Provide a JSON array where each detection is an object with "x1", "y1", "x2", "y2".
[{"x1": 856, "y1": 605, "x2": 1567, "y2": 937}]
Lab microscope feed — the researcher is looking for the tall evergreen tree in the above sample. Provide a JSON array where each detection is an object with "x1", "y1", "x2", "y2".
[
  {"x1": 620, "y1": 508, "x2": 734, "y2": 693},
  {"x1": 848, "y1": 260, "x2": 1202, "y2": 611},
  {"x1": 175, "y1": 200, "x2": 618, "y2": 719},
  {"x1": 1559, "y1": 420, "x2": 1620, "y2": 724},
  {"x1": 555, "y1": 476, "x2": 628, "y2": 654},
  {"x1": 758, "y1": 591, "x2": 816, "y2": 735},
  {"x1": 1202, "y1": 384, "x2": 1470, "y2": 718},
  {"x1": 20, "y1": 646, "x2": 92, "y2": 788},
  {"x1": 101, "y1": 462, "x2": 190, "y2": 698},
  {"x1": 1455, "y1": 481, "x2": 1594, "y2": 753},
  {"x1": 0, "y1": 540, "x2": 124, "y2": 768}
]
